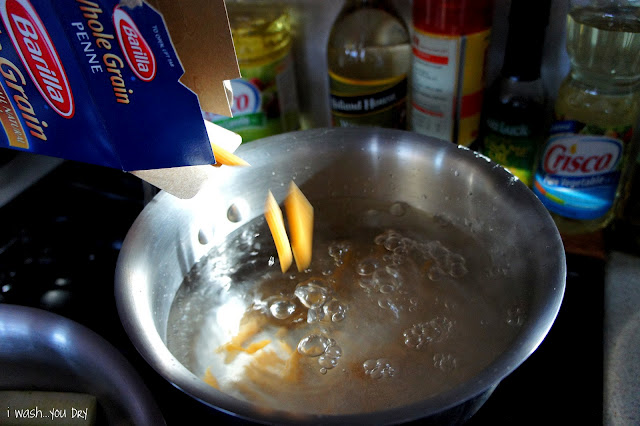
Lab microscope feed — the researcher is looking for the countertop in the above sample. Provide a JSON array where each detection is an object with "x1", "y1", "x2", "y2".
[{"x1": 0, "y1": 154, "x2": 636, "y2": 425}]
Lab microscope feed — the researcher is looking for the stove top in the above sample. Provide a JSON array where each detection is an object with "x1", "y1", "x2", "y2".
[{"x1": 0, "y1": 156, "x2": 604, "y2": 425}]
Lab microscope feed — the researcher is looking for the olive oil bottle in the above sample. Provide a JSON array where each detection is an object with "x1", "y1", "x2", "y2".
[{"x1": 327, "y1": 0, "x2": 411, "y2": 129}]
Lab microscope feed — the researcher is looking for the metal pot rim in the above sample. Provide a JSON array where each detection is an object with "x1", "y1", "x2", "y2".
[{"x1": 116, "y1": 127, "x2": 566, "y2": 424}]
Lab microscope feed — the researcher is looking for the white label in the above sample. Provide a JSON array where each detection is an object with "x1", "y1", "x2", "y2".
[{"x1": 410, "y1": 31, "x2": 459, "y2": 141}]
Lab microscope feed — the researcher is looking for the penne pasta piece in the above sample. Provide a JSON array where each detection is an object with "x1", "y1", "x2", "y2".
[
  {"x1": 211, "y1": 142, "x2": 250, "y2": 167},
  {"x1": 284, "y1": 181, "x2": 314, "y2": 271},
  {"x1": 203, "y1": 367, "x2": 220, "y2": 389},
  {"x1": 265, "y1": 191, "x2": 293, "y2": 272}
]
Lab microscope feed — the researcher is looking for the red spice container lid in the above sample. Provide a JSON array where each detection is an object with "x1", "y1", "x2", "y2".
[{"x1": 413, "y1": 0, "x2": 495, "y2": 35}]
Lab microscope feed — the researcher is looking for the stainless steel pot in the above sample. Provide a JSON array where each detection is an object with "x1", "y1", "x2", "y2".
[{"x1": 115, "y1": 127, "x2": 566, "y2": 424}]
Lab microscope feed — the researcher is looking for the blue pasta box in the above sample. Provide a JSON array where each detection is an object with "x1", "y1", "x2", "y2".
[{"x1": 0, "y1": 0, "x2": 242, "y2": 197}]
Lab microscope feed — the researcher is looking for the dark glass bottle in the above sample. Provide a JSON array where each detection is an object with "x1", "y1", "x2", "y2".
[{"x1": 480, "y1": 0, "x2": 551, "y2": 188}]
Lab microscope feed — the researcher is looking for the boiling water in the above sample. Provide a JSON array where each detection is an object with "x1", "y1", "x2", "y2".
[{"x1": 167, "y1": 198, "x2": 525, "y2": 415}]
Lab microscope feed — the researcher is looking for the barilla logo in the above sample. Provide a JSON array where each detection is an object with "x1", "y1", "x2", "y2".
[
  {"x1": 0, "y1": 0, "x2": 74, "y2": 118},
  {"x1": 113, "y1": 7, "x2": 156, "y2": 82},
  {"x1": 542, "y1": 135, "x2": 622, "y2": 176}
]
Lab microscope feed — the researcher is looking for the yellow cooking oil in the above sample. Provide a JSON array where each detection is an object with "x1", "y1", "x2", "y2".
[
  {"x1": 204, "y1": 1, "x2": 300, "y2": 142},
  {"x1": 533, "y1": 5, "x2": 640, "y2": 234}
]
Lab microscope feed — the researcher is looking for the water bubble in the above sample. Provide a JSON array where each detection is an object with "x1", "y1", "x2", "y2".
[
  {"x1": 268, "y1": 256, "x2": 275, "y2": 267},
  {"x1": 307, "y1": 306, "x2": 325, "y2": 323},
  {"x1": 374, "y1": 234, "x2": 386, "y2": 245},
  {"x1": 378, "y1": 298, "x2": 400, "y2": 318},
  {"x1": 295, "y1": 280, "x2": 328, "y2": 309},
  {"x1": 373, "y1": 267, "x2": 399, "y2": 292},
  {"x1": 358, "y1": 276, "x2": 376, "y2": 292},
  {"x1": 319, "y1": 355, "x2": 339, "y2": 369},
  {"x1": 403, "y1": 329, "x2": 422, "y2": 349},
  {"x1": 363, "y1": 358, "x2": 395, "y2": 379},
  {"x1": 323, "y1": 299, "x2": 346, "y2": 322},
  {"x1": 297, "y1": 334, "x2": 330, "y2": 357},
  {"x1": 449, "y1": 262, "x2": 468, "y2": 279},
  {"x1": 393, "y1": 244, "x2": 409, "y2": 256},
  {"x1": 428, "y1": 266, "x2": 447, "y2": 281},
  {"x1": 389, "y1": 202, "x2": 407, "y2": 217},
  {"x1": 269, "y1": 299, "x2": 296, "y2": 319},
  {"x1": 447, "y1": 253, "x2": 465, "y2": 265},
  {"x1": 403, "y1": 317, "x2": 453, "y2": 349},
  {"x1": 427, "y1": 241, "x2": 450, "y2": 266},
  {"x1": 379, "y1": 284, "x2": 395, "y2": 294},
  {"x1": 298, "y1": 338, "x2": 343, "y2": 372},
  {"x1": 390, "y1": 253, "x2": 406, "y2": 265},
  {"x1": 325, "y1": 345, "x2": 342, "y2": 358},
  {"x1": 328, "y1": 241, "x2": 351, "y2": 265},
  {"x1": 357, "y1": 258, "x2": 379, "y2": 276},
  {"x1": 384, "y1": 235, "x2": 403, "y2": 252},
  {"x1": 433, "y1": 353, "x2": 457, "y2": 372},
  {"x1": 374, "y1": 230, "x2": 398, "y2": 246},
  {"x1": 363, "y1": 359, "x2": 377, "y2": 371}
]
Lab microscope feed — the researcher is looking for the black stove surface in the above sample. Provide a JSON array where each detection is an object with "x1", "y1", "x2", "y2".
[{"x1": 0, "y1": 159, "x2": 604, "y2": 425}]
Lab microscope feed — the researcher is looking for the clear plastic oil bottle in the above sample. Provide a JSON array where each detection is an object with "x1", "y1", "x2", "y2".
[
  {"x1": 204, "y1": 1, "x2": 300, "y2": 142},
  {"x1": 533, "y1": 1, "x2": 640, "y2": 235}
]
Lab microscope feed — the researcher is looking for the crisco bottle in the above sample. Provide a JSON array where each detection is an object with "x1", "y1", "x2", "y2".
[
  {"x1": 533, "y1": 0, "x2": 640, "y2": 235},
  {"x1": 327, "y1": 0, "x2": 411, "y2": 129},
  {"x1": 204, "y1": 1, "x2": 300, "y2": 142}
]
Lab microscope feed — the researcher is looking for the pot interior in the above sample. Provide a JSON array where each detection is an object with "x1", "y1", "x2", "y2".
[{"x1": 116, "y1": 128, "x2": 566, "y2": 424}]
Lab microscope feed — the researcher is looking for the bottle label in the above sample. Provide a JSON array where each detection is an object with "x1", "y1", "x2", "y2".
[
  {"x1": 533, "y1": 120, "x2": 631, "y2": 220},
  {"x1": 329, "y1": 71, "x2": 407, "y2": 129},
  {"x1": 482, "y1": 119, "x2": 538, "y2": 187},
  {"x1": 410, "y1": 28, "x2": 490, "y2": 146},
  {"x1": 204, "y1": 51, "x2": 300, "y2": 142}
]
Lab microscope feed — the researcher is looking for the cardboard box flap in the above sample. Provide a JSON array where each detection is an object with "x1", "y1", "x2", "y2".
[
  {"x1": 145, "y1": 0, "x2": 241, "y2": 116},
  {"x1": 131, "y1": 120, "x2": 242, "y2": 199}
]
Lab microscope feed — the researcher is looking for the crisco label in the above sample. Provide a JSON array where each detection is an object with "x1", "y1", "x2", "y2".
[
  {"x1": 0, "y1": 0, "x2": 74, "y2": 118},
  {"x1": 204, "y1": 50, "x2": 300, "y2": 142},
  {"x1": 113, "y1": 7, "x2": 156, "y2": 82},
  {"x1": 329, "y1": 71, "x2": 407, "y2": 129},
  {"x1": 541, "y1": 136, "x2": 620, "y2": 176},
  {"x1": 534, "y1": 120, "x2": 630, "y2": 220}
]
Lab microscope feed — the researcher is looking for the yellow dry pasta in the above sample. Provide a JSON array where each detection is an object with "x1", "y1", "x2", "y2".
[
  {"x1": 265, "y1": 190, "x2": 293, "y2": 272},
  {"x1": 284, "y1": 181, "x2": 314, "y2": 272},
  {"x1": 203, "y1": 367, "x2": 220, "y2": 389},
  {"x1": 211, "y1": 142, "x2": 250, "y2": 167}
]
